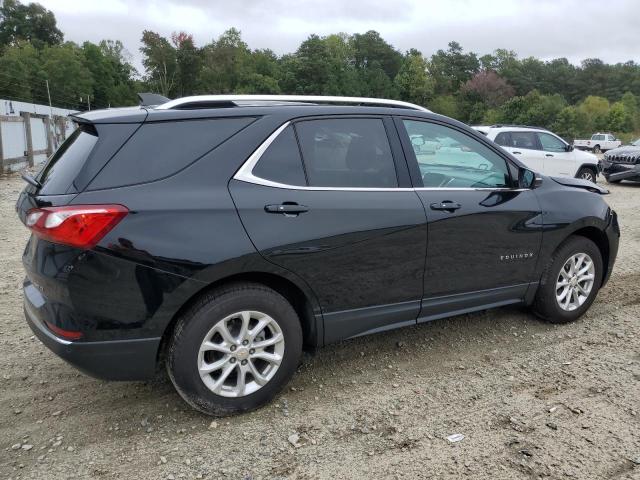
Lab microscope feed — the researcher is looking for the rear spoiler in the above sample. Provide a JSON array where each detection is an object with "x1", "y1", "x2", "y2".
[{"x1": 138, "y1": 93, "x2": 170, "y2": 107}]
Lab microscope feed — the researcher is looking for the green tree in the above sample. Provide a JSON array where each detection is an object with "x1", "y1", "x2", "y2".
[
  {"x1": 578, "y1": 95, "x2": 610, "y2": 132},
  {"x1": 41, "y1": 42, "x2": 93, "y2": 109},
  {"x1": 394, "y1": 49, "x2": 434, "y2": 107},
  {"x1": 140, "y1": 30, "x2": 176, "y2": 97},
  {"x1": 551, "y1": 106, "x2": 589, "y2": 140},
  {"x1": 172, "y1": 32, "x2": 200, "y2": 96},
  {"x1": 620, "y1": 91, "x2": 640, "y2": 130},
  {"x1": 0, "y1": 41, "x2": 41, "y2": 102},
  {"x1": 430, "y1": 41, "x2": 479, "y2": 94},
  {"x1": 429, "y1": 95, "x2": 460, "y2": 119},
  {"x1": 199, "y1": 28, "x2": 250, "y2": 93},
  {"x1": 606, "y1": 101, "x2": 633, "y2": 132},
  {"x1": 0, "y1": 0, "x2": 62, "y2": 49},
  {"x1": 352, "y1": 30, "x2": 402, "y2": 79}
]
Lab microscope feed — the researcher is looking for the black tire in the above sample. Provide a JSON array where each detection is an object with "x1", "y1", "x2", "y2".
[
  {"x1": 593, "y1": 145, "x2": 601, "y2": 154},
  {"x1": 576, "y1": 167, "x2": 597, "y2": 183},
  {"x1": 167, "y1": 283, "x2": 302, "y2": 416},
  {"x1": 532, "y1": 236, "x2": 603, "y2": 324}
]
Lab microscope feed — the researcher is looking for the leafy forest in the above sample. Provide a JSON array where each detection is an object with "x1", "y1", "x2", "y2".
[{"x1": 1, "y1": 0, "x2": 639, "y2": 141}]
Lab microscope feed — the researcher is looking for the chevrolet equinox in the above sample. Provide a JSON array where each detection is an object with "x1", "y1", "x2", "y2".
[{"x1": 17, "y1": 95, "x2": 620, "y2": 415}]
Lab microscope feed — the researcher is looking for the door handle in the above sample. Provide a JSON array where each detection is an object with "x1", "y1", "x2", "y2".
[
  {"x1": 264, "y1": 203, "x2": 309, "y2": 215},
  {"x1": 545, "y1": 154, "x2": 554, "y2": 157},
  {"x1": 512, "y1": 151, "x2": 522, "y2": 155},
  {"x1": 430, "y1": 201, "x2": 461, "y2": 212}
]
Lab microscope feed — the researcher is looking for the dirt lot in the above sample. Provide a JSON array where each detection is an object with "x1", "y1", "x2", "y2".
[{"x1": 0, "y1": 173, "x2": 638, "y2": 480}]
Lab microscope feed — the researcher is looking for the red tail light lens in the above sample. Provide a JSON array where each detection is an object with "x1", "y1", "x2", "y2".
[
  {"x1": 44, "y1": 320, "x2": 83, "y2": 340},
  {"x1": 25, "y1": 204, "x2": 128, "y2": 249}
]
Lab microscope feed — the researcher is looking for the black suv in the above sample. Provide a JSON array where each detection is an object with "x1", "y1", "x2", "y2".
[{"x1": 17, "y1": 95, "x2": 620, "y2": 415}]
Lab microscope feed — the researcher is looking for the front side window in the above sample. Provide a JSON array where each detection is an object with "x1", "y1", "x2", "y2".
[
  {"x1": 252, "y1": 126, "x2": 306, "y2": 186},
  {"x1": 508, "y1": 131, "x2": 539, "y2": 150},
  {"x1": 538, "y1": 133, "x2": 567, "y2": 152},
  {"x1": 402, "y1": 120, "x2": 511, "y2": 189},
  {"x1": 294, "y1": 118, "x2": 398, "y2": 188}
]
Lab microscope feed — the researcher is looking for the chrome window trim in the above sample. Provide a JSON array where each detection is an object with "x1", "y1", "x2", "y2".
[{"x1": 233, "y1": 121, "x2": 529, "y2": 193}]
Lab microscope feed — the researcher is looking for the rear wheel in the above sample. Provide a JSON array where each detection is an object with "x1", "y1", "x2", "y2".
[
  {"x1": 167, "y1": 283, "x2": 302, "y2": 416},
  {"x1": 532, "y1": 236, "x2": 603, "y2": 324},
  {"x1": 592, "y1": 145, "x2": 601, "y2": 154},
  {"x1": 577, "y1": 167, "x2": 597, "y2": 183}
]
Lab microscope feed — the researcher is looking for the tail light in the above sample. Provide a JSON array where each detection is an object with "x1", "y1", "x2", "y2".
[
  {"x1": 25, "y1": 204, "x2": 128, "y2": 249},
  {"x1": 44, "y1": 320, "x2": 83, "y2": 340}
]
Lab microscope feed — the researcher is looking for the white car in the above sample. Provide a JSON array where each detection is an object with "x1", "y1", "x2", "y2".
[{"x1": 473, "y1": 125, "x2": 600, "y2": 183}]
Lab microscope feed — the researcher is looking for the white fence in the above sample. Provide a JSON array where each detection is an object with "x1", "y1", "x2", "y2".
[{"x1": 0, "y1": 99, "x2": 75, "y2": 173}]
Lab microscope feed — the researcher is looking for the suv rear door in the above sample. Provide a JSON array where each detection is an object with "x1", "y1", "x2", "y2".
[
  {"x1": 229, "y1": 116, "x2": 427, "y2": 343},
  {"x1": 497, "y1": 130, "x2": 546, "y2": 174},
  {"x1": 396, "y1": 118, "x2": 542, "y2": 321}
]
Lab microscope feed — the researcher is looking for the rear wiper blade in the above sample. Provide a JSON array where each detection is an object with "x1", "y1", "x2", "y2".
[{"x1": 21, "y1": 173, "x2": 42, "y2": 189}]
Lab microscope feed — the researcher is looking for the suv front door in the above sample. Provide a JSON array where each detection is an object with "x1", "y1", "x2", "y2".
[
  {"x1": 397, "y1": 118, "x2": 543, "y2": 321},
  {"x1": 537, "y1": 132, "x2": 574, "y2": 177},
  {"x1": 230, "y1": 117, "x2": 427, "y2": 343}
]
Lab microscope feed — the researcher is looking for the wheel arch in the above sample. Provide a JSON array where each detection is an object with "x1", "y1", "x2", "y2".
[
  {"x1": 156, "y1": 271, "x2": 323, "y2": 369},
  {"x1": 564, "y1": 226, "x2": 610, "y2": 284},
  {"x1": 575, "y1": 163, "x2": 598, "y2": 178}
]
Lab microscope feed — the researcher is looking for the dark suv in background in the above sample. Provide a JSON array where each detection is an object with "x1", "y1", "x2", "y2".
[{"x1": 17, "y1": 95, "x2": 619, "y2": 415}]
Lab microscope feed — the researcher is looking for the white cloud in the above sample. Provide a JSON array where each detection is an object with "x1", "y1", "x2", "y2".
[{"x1": 37, "y1": 0, "x2": 640, "y2": 74}]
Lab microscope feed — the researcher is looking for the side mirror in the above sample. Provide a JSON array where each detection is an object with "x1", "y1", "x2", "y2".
[
  {"x1": 565, "y1": 144, "x2": 574, "y2": 152},
  {"x1": 519, "y1": 168, "x2": 542, "y2": 189}
]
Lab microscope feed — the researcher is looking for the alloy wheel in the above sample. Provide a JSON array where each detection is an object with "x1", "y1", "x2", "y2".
[
  {"x1": 555, "y1": 253, "x2": 595, "y2": 312},
  {"x1": 580, "y1": 171, "x2": 595, "y2": 182},
  {"x1": 197, "y1": 311, "x2": 285, "y2": 397}
]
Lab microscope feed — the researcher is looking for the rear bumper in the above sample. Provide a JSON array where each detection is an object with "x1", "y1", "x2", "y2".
[{"x1": 24, "y1": 282, "x2": 160, "y2": 381}]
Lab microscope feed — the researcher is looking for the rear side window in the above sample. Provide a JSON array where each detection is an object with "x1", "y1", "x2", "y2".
[
  {"x1": 252, "y1": 126, "x2": 306, "y2": 186},
  {"x1": 294, "y1": 118, "x2": 398, "y2": 188},
  {"x1": 89, "y1": 117, "x2": 255, "y2": 190},
  {"x1": 37, "y1": 124, "x2": 98, "y2": 195},
  {"x1": 494, "y1": 132, "x2": 512, "y2": 147},
  {"x1": 509, "y1": 131, "x2": 539, "y2": 150}
]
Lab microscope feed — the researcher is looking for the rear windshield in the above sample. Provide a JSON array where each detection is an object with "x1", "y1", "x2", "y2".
[{"x1": 37, "y1": 124, "x2": 98, "y2": 195}]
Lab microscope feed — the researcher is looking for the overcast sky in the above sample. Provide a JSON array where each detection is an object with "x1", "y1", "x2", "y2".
[{"x1": 38, "y1": 0, "x2": 639, "y2": 74}]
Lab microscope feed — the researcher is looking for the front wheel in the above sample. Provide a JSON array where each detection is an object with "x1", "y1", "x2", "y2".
[
  {"x1": 577, "y1": 167, "x2": 597, "y2": 183},
  {"x1": 532, "y1": 236, "x2": 603, "y2": 324},
  {"x1": 167, "y1": 283, "x2": 302, "y2": 416}
]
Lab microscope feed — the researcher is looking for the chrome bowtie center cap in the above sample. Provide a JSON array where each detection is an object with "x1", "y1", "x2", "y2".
[{"x1": 234, "y1": 347, "x2": 250, "y2": 361}]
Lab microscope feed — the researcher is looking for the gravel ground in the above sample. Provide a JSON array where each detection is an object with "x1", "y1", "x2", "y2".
[{"x1": 0, "y1": 172, "x2": 639, "y2": 480}]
